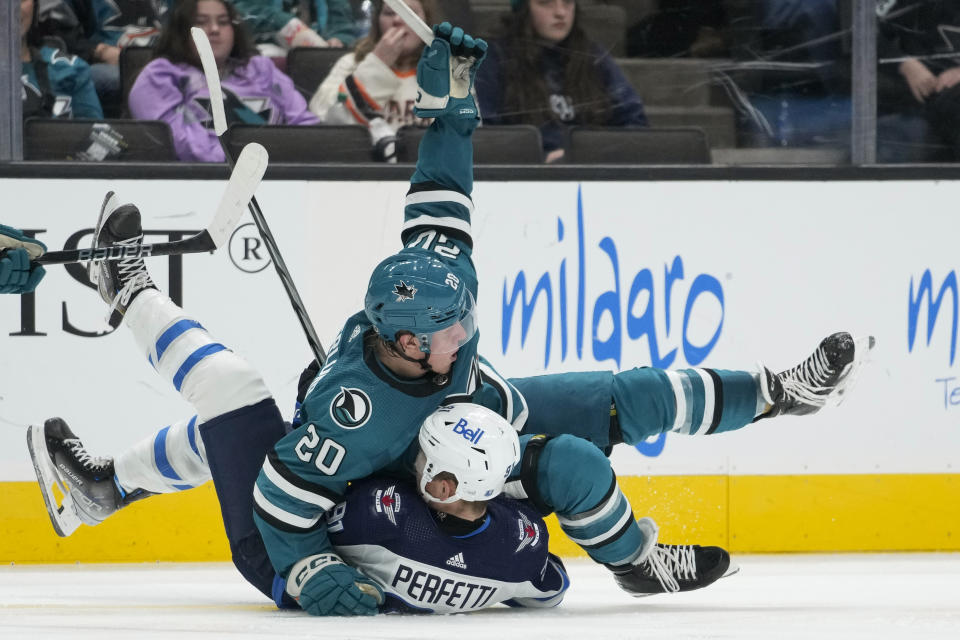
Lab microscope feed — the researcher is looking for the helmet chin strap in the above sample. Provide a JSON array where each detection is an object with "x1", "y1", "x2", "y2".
[
  {"x1": 388, "y1": 339, "x2": 448, "y2": 384},
  {"x1": 394, "y1": 347, "x2": 434, "y2": 372}
]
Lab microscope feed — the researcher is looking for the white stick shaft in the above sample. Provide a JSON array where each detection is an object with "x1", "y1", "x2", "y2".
[
  {"x1": 382, "y1": 0, "x2": 434, "y2": 45},
  {"x1": 191, "y1": 26, "x2": 228, "y2": 135},
  {"x1": 207, "y1": 142, "x2": 269, "y2": 248}
]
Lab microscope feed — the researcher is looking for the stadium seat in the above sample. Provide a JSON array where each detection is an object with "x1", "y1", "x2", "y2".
[
  {"x1": 23, "y1": 118, "x2": 177, "y2": 162},
  {"x1": 396, "y1": 124, "x2": 544, "y2": 164},
  {"x1": 225, "y1": 124, "x2": 375, "y2": 162},
  {"x1": 566, "y1": 126, "x2": 711, "y2": 164},
  {"x1": 286, "y1": 47, "x2": 349, "y2": 100},
  {"x1": 119, "y1": 46, "x2": 155, "y2": 115}
]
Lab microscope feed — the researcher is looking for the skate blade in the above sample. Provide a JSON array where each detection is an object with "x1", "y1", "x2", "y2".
[
  {"x1": 824, "y1": 335, "x2": 876, "y2": 408},
  {"x1": 722, "y1": 561, "x2": 741, "y2": 579},
  {"x1": 26, "y1": 425, "x2": 82, "y2": 537},
  {"x1": 87, "y1": 191, "x2": 120, "y2": 283}
]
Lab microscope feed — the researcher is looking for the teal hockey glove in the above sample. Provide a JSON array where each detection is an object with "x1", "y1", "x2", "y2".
[
  {"x1": 0, "y1": 226, "x2": 46, "y2": 294},
  {"x1": 286, "y1": 553, "x2": 384, "y2": 616},
  {"x1": 414, "y1": 22, "x2": 487, "y2": 122}
]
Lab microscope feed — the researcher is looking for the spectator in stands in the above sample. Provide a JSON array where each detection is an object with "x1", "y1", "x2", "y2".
[
  {"x1": 128, "y1": 0, "x2": 318, "y2": 162},
  {"x1": 877, "y1": 0, "x2": 960, "y2": 162},
  {"x1": 233, "y1": 0, "x2": 359, "y2": 52},
  {"x1": 722, "y1": 0, "x2": 849, "y2": 148},
  {"x1": 21, "y1": 0, "x2": 104, "y2": 119},
  {"x1": 87, "y1": 0, "x2": 172, "y2": 116},
  {"x1": 475, "y1": 0, "x2": 647, "y2": 163},
  {"x1": 31, "y1": 0, "x2": 99, "y2": 65},
  {"x1": 626, "y1": 0, "x2": 728, "y2": 58},
  {"x1": 757, "y1": 0, "x2": 843, "y2": 77},
  {"x1": 308, "y1": 0, "x2": 435, "y2": 160}
]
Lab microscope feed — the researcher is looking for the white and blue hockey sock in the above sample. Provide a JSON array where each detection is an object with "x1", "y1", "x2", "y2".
[
  {"x1": 123, "y1": 289, "x2": 271, "y2": 421},
  {"x1": 115, "y1": 415, "x2": 208, "y2": 494},
  {"x1": 114, "y1": 289, "x2": 271, "y2": 494}
]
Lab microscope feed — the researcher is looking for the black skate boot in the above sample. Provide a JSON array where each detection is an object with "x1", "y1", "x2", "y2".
[
  {"x1": 88, "y1": 192, "x2": 156, "y2": 328},
  {"x1": 27, "y1": 418, "x2": 153, "y2": 536},
  {"x1": 758, "y1": 332, "x2": 875, "y2": 419},
  {"x1": 608, "y1": 543, "x2": 735, "y2": 596}
]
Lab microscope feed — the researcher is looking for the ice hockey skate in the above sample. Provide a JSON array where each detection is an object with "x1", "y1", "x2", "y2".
[
  {"x1": 88, "y1": 192, "x2": 156, "y2": 328},
  {"x1": 759, "y1": 332, "x2": 875, "y2": 419},
  {"x1": 609, "y1": 542, "x2": 737, "y2": 596},
  {"x1": 27, "y1": 418, "x2": 150, "y2": 537},
  {"x1": 603, "y1": 517, "x2": 737, "y2": 596}
]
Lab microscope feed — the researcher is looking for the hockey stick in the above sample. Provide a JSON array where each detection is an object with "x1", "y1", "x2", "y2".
[
  {"x1": 12, "y1": 143, "x2": 269, "y2": 266},
  {"x1": 382, "y1": 0, "x2": 434, "y2": 45},
  {"x1": 191, "y1": 27, "x2": 326, "y2": 366},
  {"x1": 381, "y1": 1, "x2": 474, "y2": 83}
]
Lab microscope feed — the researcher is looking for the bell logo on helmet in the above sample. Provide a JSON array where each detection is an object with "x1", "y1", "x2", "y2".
[
  {"x1": 451, "y1": 417, "x2": 483, "y2": 444},
  {"x1": 393, "y1": 281, "x2": 417, "y2": 302},
  {"x1": 330, "y1": 387, "x2": 372, "y2": 429}
]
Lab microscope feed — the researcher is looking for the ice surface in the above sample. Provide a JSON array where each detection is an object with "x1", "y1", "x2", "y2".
[{"x1": 1, "y1": 554, "x2": 958, "y2": 639}]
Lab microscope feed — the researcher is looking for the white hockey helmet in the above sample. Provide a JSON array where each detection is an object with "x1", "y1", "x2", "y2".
[{"x1": 416, "y1": 403, "x2": 521, "y2": 504}]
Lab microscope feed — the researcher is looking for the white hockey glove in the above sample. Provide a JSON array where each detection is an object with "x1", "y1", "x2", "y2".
[
  {"x1": 286, "y1": 553, "x2": 384, "y2": 616},
  {"x1": 414, "y1": 22, "x2": 487, "y2": 122}
]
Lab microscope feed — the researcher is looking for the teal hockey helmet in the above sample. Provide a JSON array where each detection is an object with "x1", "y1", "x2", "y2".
[{"x1": 364, "y1": 250, "x2": 477, "y2": 354}]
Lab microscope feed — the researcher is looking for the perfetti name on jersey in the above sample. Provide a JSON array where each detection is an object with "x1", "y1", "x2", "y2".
[{"x1": 389, "y1": 561, "x2": 500, "y2": 612}]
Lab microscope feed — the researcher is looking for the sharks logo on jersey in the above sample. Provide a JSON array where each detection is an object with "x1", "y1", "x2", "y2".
[
  {"x1": 515, "y1": 511, "x2": 541, "y2": 553},
  {"x1": 194, "y1": 90, "x2": 274, "y2": 128},
  {"x1": 330, "y1": 386, "x2": 372, "y2": 429},
  {"x1": 21, "y1": 76, "x2": 73, "y2": 118}
]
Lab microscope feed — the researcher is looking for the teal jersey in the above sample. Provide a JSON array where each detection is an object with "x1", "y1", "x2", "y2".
[
  {"x1": 254, "y1": 118, "x2": 483, "y2": 576},
  {"x1": 22, "y1": 46, "x2": 104, "y2": 119}
]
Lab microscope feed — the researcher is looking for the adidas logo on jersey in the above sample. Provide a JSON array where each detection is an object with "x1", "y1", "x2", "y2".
[{"x1": 445, "y1": 552, "x2": 467, "y2": 569}]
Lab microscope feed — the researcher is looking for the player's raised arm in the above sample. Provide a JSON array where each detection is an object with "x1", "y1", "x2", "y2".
[{"x1": 400, "y1": 23, "x2": 487, "y2": 261}]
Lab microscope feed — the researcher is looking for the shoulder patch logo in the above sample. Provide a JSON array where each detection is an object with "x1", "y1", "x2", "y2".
[
  {"x1": 515, "y1": 511, "x2": 541, "y2": 553},
  {"x1": 374, "y1": 485, "x2": 402, "y2": 525},
  {"x1": 330, "y1": 387, "x2": 372, "y2": 429},
  {"x1": 393, "y1": 281, "x2": 417, "y2": 302}
]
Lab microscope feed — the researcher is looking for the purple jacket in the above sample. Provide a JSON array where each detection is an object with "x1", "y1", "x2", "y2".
[{"x1": 129, "y1": 56, "x2": 319, "y2": 162}]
